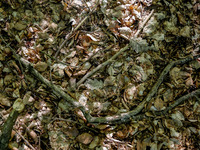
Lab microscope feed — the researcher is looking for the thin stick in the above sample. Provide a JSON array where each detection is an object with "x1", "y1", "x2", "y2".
[
  {"x1": 54, "y1": 15, "x2": 90, "y2": 58},
  {"x1": 76, "y1": 44, "x2": 129, "y2": 87},
  {"x1": 134, "y1": 9, "x2": 154, "y2": 37},
  {"x1": 161, "y1": 89, "x2": 200, "y2": 115},
  {"x1": 14, "y1": 129, "x2": 36, "y2": 150},
  {"x1": 122, "y1": 92, "x2": 130, "y2": 110},
  {"x1": 107, "y1": 137, "x2": 133, "y2": 148},
  {"x1": 78, "y1": 44, "x2": 114, "y2": 67}
]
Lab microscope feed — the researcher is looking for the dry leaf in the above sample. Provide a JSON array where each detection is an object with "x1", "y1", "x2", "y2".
[
  {"x1": 77, "y1": 133, "x2": 93, "y2": 145},
  {"x1": 154, "y1": 97, "x2": 165, "y2": 111}
]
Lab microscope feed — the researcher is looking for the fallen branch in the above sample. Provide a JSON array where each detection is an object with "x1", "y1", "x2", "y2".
[
  {"x1": 18, "y1": 52, "x2": 200, "y2": 124},
  {"x1": 20, "y1": 58, "x2": 81, "y2": 107},
  {"x1": 157, "y1": 89, "x2": 200, "y2": 115},
  {"x1": 86, "y1": 55, "x2": 200, "y2": 123},
  {"x1": 14, "y1": 129, "x2": 36, "y2": 150},
  {"x1": 4, "y1": 35, "x2": 200, "y2": 124},
  {"x1": 19, "y1": 57, "x2": 93, "y2": 121}
]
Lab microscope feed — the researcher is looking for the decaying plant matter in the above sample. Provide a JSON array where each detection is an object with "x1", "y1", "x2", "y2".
[{"x1": 0, "y1": 0, "x2": 200, "y2": 149}]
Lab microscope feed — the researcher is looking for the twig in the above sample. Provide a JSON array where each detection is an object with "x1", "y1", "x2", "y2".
[
  {"x1": 122, "y1": 93, "x2": 130, "y2": 110},
  {"x1": 54, "y1": 14, "x2": 91, "y2": 58},
  {"x1": 82, "y1": 0, "x2": 91, "y2": 11},
  {"x1": 78, "y1": 44, "x2": 114, "y2": 67},
  {"x1": 76, "y1": 44, "x2": 129, "y2": 87},
  {"x1": 134, "y1": 9, "x2": 154, "y2": 37},
  {"x1": 107, "y1": 137, "x2": 133, "y2": 148},
  {"x1": 159, "y1": 89, "x2": 200, "y2": 115},
  {"x1": 121, "y1": 98, "x2": 130, "y2": 110},
  {"x1": 194, "y1": 95, "x2": 200, "y2": 102},
  {"x1": 14, "y1": 129, "x2": 36, "y2": 150}
]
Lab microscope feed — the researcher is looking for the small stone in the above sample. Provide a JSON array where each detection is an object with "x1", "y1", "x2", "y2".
[{"x1": 77, "y1": 133, "x2": 93, "y2": 145}]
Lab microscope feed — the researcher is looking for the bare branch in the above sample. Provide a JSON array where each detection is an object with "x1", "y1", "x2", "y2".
[{"x1": 17, "y1": 53, "x2": 200, "y2": 124}]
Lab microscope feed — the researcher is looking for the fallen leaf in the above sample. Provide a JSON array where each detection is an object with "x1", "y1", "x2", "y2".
[{"x1": 77, "y1": 133, "x2": 93, "y2": 145}]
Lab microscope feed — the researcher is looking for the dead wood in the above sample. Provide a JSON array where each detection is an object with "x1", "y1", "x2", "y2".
[{"x1": 18, "y1": 50, "x2": 200, "y2": 124}]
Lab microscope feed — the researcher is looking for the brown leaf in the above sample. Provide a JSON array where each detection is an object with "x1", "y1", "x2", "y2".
[
  {"x1": 77, "y1": 133, "x2": 93, "y2": 145},
  {"x1": 0, "y1": 93, "x2": 11, "y2": 106},
  {"x1": 154, "y1": 97, "x2": 165, "y2": 111},
  {"x1": 185, "y1": 76, "x2": 193, "y2": 86},
  {"x1": 63, "y1": 127, "x2": 79, "y2": 138}
]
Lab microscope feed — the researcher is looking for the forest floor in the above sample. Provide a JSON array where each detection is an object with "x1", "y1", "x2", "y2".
[{"x1": 0, "y1": 0, "x2": 200, "y2": 149}]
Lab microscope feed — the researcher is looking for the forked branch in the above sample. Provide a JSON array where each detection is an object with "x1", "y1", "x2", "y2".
[{"x1": 19, "y1": 50, "x2": 200, "y2": 124}]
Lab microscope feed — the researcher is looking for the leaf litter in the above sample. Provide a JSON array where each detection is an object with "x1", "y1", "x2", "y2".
[{"x1": 0, "y1": 0, "x2": 200, "y2": 149}]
